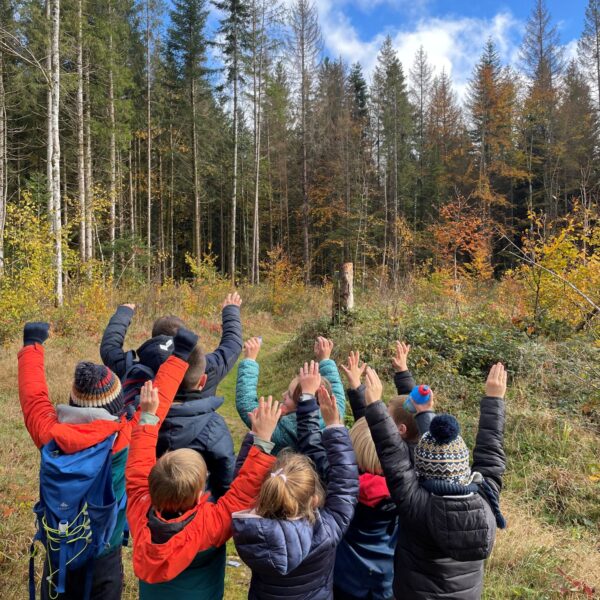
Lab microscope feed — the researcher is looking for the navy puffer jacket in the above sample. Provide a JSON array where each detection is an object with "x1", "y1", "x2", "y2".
[{"x1": 232, "y1": 427, "x2": 359, "y2": 600}]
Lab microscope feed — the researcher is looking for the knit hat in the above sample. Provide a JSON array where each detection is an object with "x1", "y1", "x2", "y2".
[
  {"x1": 414, "y1": 414, "x2": 471, "y2": 485},
  {"x1": 70, "y1": 362, "x2": 124, "y2": 416}
]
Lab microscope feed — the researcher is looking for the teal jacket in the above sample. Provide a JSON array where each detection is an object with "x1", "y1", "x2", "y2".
[{"x1": 235, "y1": 358, "x2": 345, "y2": 454}]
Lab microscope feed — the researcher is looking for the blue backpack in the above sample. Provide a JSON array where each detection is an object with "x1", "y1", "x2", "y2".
[{"x1": 29, "y1": 435, "x2": 119, "y2": 600}]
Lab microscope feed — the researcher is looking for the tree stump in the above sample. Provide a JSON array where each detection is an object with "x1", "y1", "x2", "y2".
[{"x1": 333, "y1": 262, "x2": 354, "y2": 322}]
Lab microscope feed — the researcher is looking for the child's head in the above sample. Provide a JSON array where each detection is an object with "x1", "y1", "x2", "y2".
[
  {"x1": 388, "y1": 396, "x2": 420, "y2": 443},
  {"x1": 255, "y1": 452, "x2": 325, "y2": 523},
  {"x1": 414, "y1": 414, "x2": 471, "y2": 485},
  {"x1": 152, "y1": 315, "x2": 186, "y2": 338},
  {"x1": 349, "y1": 417, "x2": 382, "y2": 475},
  {"x1": 149, "y1": 448, "x2": 207, "y2": 513},
  {"x1": 180, "y1": 343, "x2": 207, "y2": 392}
]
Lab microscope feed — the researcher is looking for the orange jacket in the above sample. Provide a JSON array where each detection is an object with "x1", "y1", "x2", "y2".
[
  {"x1": 126, "y1": 411, "x2": 276, "y2": 583},
  {"x1": 17, "y1": 344, "x2": 187, "y2": 454}
]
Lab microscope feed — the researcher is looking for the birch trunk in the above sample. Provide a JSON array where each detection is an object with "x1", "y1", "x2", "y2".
[
  {"x1": 146, "y1": 0, "x2": 152, "y2": 282},
  {"x1": 84, "y1": 58, "x2": 93, "y2": 260},
  {"x1": 77, "y1": 0, "x2": 86, "y2": 261},
  {"x1": 108, "y1": 1, "x2": 117, "y2": 275},
  {"x1": 0, "y1": 51, "x2": 6, "y2": 274},
  {"x1": 230, "y1": 48, "x2": 239, "y2": 283},
  {"x1": 191, "y1": 79, "x2": 201, "y2": 263}
]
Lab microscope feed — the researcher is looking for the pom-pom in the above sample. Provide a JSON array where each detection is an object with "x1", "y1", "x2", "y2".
[
  {"x1": 74, "y1": 361, "x2": 105, "y2": 389},
  {"x1": 429, "y1": 414, "x2": 460, "y2": 444}
]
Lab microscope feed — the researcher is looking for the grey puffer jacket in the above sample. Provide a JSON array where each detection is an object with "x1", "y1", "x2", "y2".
[{"x1": 365, "y1": 396, "x2": 505, "y2": 600}]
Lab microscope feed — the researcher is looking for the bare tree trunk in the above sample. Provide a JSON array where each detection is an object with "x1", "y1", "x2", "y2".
[
  {"x1": 108, "y1": 0, "x2": 117, "y2": 276},
  {"x1": 46, "y1": 0, "x2": 53, "y2": 228},
  {"x1": 301, "y1": 44, "x2": 310, "y2": 283},
  {"x1": 191, "y1": 79, "x2": 201, "y2": 263},
  {"x1": 332, "y1": 262, "x2": 354, "y2": 322},
  {"x1": 128, "y1": 145, "x2": 135, "y2": 270},
  {"x1": 0, "y1": 50, "x2": 6, "y2": 274},
  {"x1": 230, "y1": 50, "x2": 239, "y2": 283},
  {"x1": 50, "y1": 0, "x2": 62, "y2": 304},
  {"x1": 158, "y1": 149, "x2": 164, "y2": 282},
  {"x1": 84, "y1": 58, "x2": 93, "y2": 261},
  {"x1": 77, "y1": 0, "x2": 86, "y2": 262},
  {"x1": 169, "y1": 123, "x2": 175, "y2": 278},
  {"x1": 146, "y1": 0, "x2": 152, "y2": 282}
]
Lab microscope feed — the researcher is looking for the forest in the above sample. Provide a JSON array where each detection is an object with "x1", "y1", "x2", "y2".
[{"x1": 0, "y1": 0, "x2": 598, "y2": 317}]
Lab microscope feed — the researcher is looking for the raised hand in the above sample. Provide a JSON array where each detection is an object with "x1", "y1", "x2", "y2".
[
  {"x1": 23, "y1": 322, "x2": 51, "y2": 346},
  {"x1": 340, "y1": 350, "x2": 367, "y2": 389},
  {"x1": 485, "y1": 363, "x2": 507, "y2": 398},
  {"x1": 299, "y1": 361, "x2": 321, "y2": 396},
  {"x1": 391, "y1": 341, "x2": 411, "y2": 373},
  {"x1": 139, "y1": 380, "x2": 160, "y2": 415},
  {"x1": 364, "y1": 367, "x2": 383, "y2": 405},
  {"x1": 222, "y1": 292, "x2": 242, "y2": 308},
  {"x1": 314, "y1": 336, "x2": 334, "y2": 361},
  {"x1": 249, "y1": 396, "x2": 282, "y2": 441},
  {"x1": 244, "y1": 337, "x2": 262, "y2": 361},
  {"x1": 318, "y1": 385, "x2": 340, "y2": 426}
]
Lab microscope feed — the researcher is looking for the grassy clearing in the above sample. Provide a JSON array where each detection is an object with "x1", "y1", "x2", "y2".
[{"x1": 0, "y1": 287, "x2": 598, "y2": 599}]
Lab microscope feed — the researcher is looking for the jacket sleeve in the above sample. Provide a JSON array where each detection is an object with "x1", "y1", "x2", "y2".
[
  {"x1": 233, "y1": 433, "x2": 254, "y2": 478},
  {"x1": 201, "y1": 446, "x2": 276, "y2": 548},
  {"x1": 296, "y1": 398, "x2": 329, "y2": 481},
  {"x1": 202, "y1": 415, "x2": 236, "y2": 500},
  {"x1": 415, "y1": 411, "x2": 435, "y2": 436},
  {"x1": 17, "y1": 344, "x2": 58, "y2": 448},
  {"x1": 235, "y1": 359, "x2": 260, "y2": 429},
  {"x1": 394, "y1": 370, "x2": 416, "y2": 395},
  {"x1": 365, "y1": 401, "x2": 429, "y2": 522},
  {"x1": 346, "y1": 385, "x2": 366, "y2": 420},
  {"x1": 100, "y1": 306, "x2": 135, "y2": 379},
  {"x1": 319, "y1": 359, "x2": 346, "y2": 420},
  {"x1": 471, "y1": 396, "x2": 506, "y2": 493},
  {"x1": 320, "y1": 427, "x2": 359, "y2": 544},
  {"x1": 203, "y1": 306, "x2": 243, "y2": 395}
]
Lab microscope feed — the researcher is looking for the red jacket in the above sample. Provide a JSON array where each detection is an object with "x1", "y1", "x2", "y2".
[
  {"x1": 17, "y1": 344, "x2": 186, "y2": 454},
  {"x1": 125, "y1": 365, "x2": 276, "y2": 584}
]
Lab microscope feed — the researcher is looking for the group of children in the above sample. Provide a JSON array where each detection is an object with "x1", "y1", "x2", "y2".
[{"x1": 18, "y1": 293, "x2": 507, "y2": 600}]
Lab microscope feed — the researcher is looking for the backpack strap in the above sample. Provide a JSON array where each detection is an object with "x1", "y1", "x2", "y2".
[{"x1": 124, "y1": 350, "x2": 135, "y2": 376}]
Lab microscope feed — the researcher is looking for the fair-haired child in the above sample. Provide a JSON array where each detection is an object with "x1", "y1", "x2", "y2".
[
  {"x1": 232, "y1": 361, "x2": 359, "y2": 600},
  {"x1": 126, "y1": 373, "x2": 280, "y2": 600},
  {"x1": 362, "y1": 364, "x2": 507, "y2": 600},
  {"x1": 100, "y1": 292, "x2": 243, "y2": 399},
  {"x1": 236, "y1": 336, "x2": 346, "y2": 453}
]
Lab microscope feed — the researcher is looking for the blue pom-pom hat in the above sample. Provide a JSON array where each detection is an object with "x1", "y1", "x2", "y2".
[{"x1": 415, "y1": 414, "x2": 471, "y2": 485}]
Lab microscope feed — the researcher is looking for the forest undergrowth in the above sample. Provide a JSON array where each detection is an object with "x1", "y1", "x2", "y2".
[{"x1": 0, "y1": 279, "x2": 598, "y2": 599}]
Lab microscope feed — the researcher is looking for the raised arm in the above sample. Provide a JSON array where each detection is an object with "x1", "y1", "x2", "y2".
[
  {"x1": 340, "y1": 351, "x2": 368, "y2": 420},
  {"x1": 202, "y1": 293, "x2": 243, "y2": 396},
  {"x1": 392, "y1": 341, "x2": 416, "y2": 395},
  {"x1": 315, "y1": 337, "x2": 346, "y2": 419},
  {"x1": 100, "y1": 304, "x2": 136, "y2": 379},
  {"x1": 472, "y1": 364, "x2": 507, "y2": 492},
  {"x1": 363, "y1": 368, "x2": 429, "y2": 522},
  {"x1": 17, "y1": 323, "x2": 57, "y2": 448},
  {"x1": 296, "y1": 396, "x2": 328, "y2": 480},
  {"x1": 202, "y1": 416, "x2": 236, "y2": 499}
]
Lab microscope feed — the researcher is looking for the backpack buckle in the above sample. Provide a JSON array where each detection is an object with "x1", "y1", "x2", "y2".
[{"x1": 58, "y1": 521, "x2": 68, "y2": 536}]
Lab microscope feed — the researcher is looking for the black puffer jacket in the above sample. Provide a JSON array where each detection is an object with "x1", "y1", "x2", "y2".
[{"x1": 365, "y1": 396, "x2": 505, "y2": 600}]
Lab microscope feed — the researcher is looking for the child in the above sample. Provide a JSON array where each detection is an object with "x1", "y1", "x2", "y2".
[
  {"x1": 100, "y1": 292, "x2": 243, "y2": 400},
  {"x1": 156, "y1": 336, "x2": 236, "y2": 501},
  {"x1": 236, "y1": 336, "x2": 346, "y2": 453},
  {"x1": 17, "y1": 322, "x2": 195, "y2": 599},
  {"x1": 232, "y1": 361, "x2": 359, "y2": 600},
  {"x1": 126, "y1": 378, "x2": 280, "y2": 600},
  {"x1": 362, "y1": 364, "x2": 507, "y2": 600}
]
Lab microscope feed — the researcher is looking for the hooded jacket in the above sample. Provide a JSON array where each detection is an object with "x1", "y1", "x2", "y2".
[
  {"x1": 365, "y1": 396, "x2": 506, "y2": 600},
  {"x1": 235, "y1": 357, "x2": 346, "y2": 454},
  {"x1": 100, "y1": 304, "x2": 243, "y2": 398},
  {"x1": 125, "y1": 377, "x2": 276, "y2": 586},
  {"x1": 232, "y1": 426, "x2": 359, "y2": 600},
  {"x1": 17, "y1": 345, "x2": 187, "y2": 556},
  {"x1": 157, "y1": 390, "x2": 235, "y2": 500}
]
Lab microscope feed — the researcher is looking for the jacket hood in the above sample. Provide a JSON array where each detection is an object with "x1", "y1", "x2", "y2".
[
  {"x1": 168, "y1": 394, "x2": 224, "y2": 414},
  {"x1": 427, "y1": 492, "x2": 496, "y2": 562},
  {"x1": 233, "y1": 510, "x2": 316, "y2": 575},
  {"x1": 358, "y1": 473, "x2": 391, "y2": 507},
  {"x1": 136, "y1": 335, "x2": 174, "y2": 374}
]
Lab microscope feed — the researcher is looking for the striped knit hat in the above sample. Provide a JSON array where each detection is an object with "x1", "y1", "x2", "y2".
[
  {"x1": 70, "y1": 362, "x2": 124, "y2": 416},
  {"x1": 414, "y1": 414, "x2": 471, "y2": 485}
]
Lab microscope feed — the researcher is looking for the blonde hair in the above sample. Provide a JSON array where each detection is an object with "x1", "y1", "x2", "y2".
[
  {"x1": 388, "y1": 396, "x2": 419, "y2": 442},
  {"x1": 148, "y1": 448, "x2": 207, "y2": 513},
  {"x1": 349, "y1": 417, "x2": 382, "y2": 475},
  {"x1": 255, "y1": 452, "x2": 325, "y2": 524}
]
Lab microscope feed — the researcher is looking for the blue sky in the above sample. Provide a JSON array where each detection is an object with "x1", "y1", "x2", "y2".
[{"x1": 288, "y1": 0, "x2": 588, "y2": 99}]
